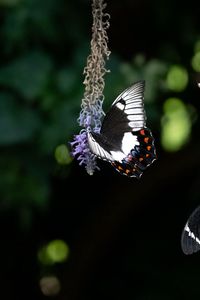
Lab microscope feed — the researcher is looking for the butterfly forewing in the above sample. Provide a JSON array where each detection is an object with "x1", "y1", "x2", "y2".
[
  {"x1": 101, "y1": 81, "x2": 146, "y2": 139},
  {"x1": 181, "y1": 206, "x2": 200, "y2": 255}
]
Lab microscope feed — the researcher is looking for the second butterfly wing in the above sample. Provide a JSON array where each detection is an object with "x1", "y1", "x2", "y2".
[{"x1": 181, "y1": 206, "x2": 200, "y2": 255}]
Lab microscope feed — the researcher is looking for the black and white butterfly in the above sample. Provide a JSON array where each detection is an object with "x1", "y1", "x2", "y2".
[
  {"x1": 87, "y1": 80, "x2": 157, "y2": 178},
  {"x1": 181, "y1": 206, "x2": 200, "y2": 255}
]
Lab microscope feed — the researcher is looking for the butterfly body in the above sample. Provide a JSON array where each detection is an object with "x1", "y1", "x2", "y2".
[{"x1": 87, "y1": 81, "x2": 156, "y2": 178}]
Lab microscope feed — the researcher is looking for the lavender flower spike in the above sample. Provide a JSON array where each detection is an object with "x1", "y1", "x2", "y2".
[
  {"x1": 71, "y1": 130, "x2": 99, "y2": 175},
  {"x1": 71, "y1": 0, "x2": 110, "y2": 175}
]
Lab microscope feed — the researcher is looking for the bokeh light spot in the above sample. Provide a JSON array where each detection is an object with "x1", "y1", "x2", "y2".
[
  {"x1": 46, "y1": 239, "x2": 70, "y2": 263},
  {"x1": 194, "y1": 40, "x2": 200, "y2": 53},
  {"x1": 166, "y1": 65, "x2": 188, "y2": 92},
  {"x1": 38, "y1": 246, "x2": 54, "y2": 266},
  {"x1": 191, "y1": 52, "x2": 200, "y2": 72},
  {"x1": 40, "y1": 276, "x2": 61, "y2": 296},
  {"x1": 55, "y1": 144, "x2": 72, "y2": 165},
  {"x1": 161, "y1": 98, "x2": 192, "y2": 152}
]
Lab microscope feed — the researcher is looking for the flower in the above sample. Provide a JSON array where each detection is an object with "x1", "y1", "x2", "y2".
[
  {"x1": 71, "y1": 130, "x2": 99, "y2": 175},
  {"x1": 70, "y1": 0, "x2": 110, "y2": 175}
]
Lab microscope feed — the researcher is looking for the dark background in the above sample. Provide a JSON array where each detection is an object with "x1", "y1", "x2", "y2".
[{"x1": 1, "y1": 0, "x2": 200, "y2": 299}]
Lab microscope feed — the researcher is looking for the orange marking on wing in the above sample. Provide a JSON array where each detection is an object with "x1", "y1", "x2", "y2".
[
  {"x1": 144, "y1": 137, "x2": 149, "y2": 143},
  {"x1": 125, "y1": 169, "x2": 130, "y2": 174},
  {"x1": 139, "y1": 157, "x2": 144, "y2": 162},
  {"x1": 118, "y1": 166, "x2": 123, "y2": 171},
  {"x1": 147, "y1": 145, "x2": 151, "y2": 151},
  {"x1": 146, "y1": 153, "x2": 150, "y2": 158},
  {"x1": 140, "y1": 129, "x2": 145, "y2": 135}
]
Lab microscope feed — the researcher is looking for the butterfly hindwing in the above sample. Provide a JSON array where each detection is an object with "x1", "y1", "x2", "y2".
[
  {"x1": 111, "y1": 128, "x2": 156, "y2": 178},
  {"x1": 181, "y1": 206, "x2": 200, "y2": 255}
]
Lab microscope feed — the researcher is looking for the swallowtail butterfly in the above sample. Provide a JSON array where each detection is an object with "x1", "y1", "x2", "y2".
[
  {"x1": 87, "y1": 80, "x2": 157, "y2": 178},
  {"x1": 181, "y1": 206, "x2": 200, "y2": 255}
]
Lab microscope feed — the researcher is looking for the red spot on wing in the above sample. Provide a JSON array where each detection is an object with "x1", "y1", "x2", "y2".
[{"x1": 140, "y1": 129, "x2": 145, "y2": 135}]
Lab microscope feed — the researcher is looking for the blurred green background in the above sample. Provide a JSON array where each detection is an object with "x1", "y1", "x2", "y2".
[{"x1": 1, "y1": 0, "x2": 200, "y2": 299}]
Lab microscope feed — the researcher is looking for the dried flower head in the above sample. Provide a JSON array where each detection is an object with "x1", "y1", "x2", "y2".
[{"x1": 71, "y1": 0, "x2": 110, "y2": 175}]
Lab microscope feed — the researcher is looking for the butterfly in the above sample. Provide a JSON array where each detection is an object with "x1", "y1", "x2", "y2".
[
  {"x1": 87, "y1": 80, "x2": 157, "y2": 178},
  {"x1": 181, "y1": 206, "x2": 200, "y2": 255}
]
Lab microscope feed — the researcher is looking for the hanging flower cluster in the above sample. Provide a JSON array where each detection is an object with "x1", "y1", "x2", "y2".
[{"x1": 71, "y1": 0, "x2": 110, "y2": 175}]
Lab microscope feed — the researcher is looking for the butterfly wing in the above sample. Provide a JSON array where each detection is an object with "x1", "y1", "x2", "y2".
[
  {"x1": 87, "y1": 131, "x2": 114, "y2": 162},
  {"x1": 111, "y1": 128, "x2": 156, "y2": 178},
  {"x1": 181, "y1": 206, "x2": 200, "y2": 255},
  {"x1": 100, "y1": 80, "x2": 146, "y2": 148},
  {"x1": 88, "y1": 81, "x2": 146, "y2": 158},
  {"x1": 87, "y1": 80, "x2": 156, "y2": 176}
]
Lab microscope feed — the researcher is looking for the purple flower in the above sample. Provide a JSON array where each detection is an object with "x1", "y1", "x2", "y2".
[
  {"x1": 70, "y1": 0, "x2": 110, "y2": 175},
  {"x1": 70, "y1": 130, "x2": 99, "y2": 175},
  {"x1": 71, "y1": 101, "x2": 103, "y2": 175}
]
